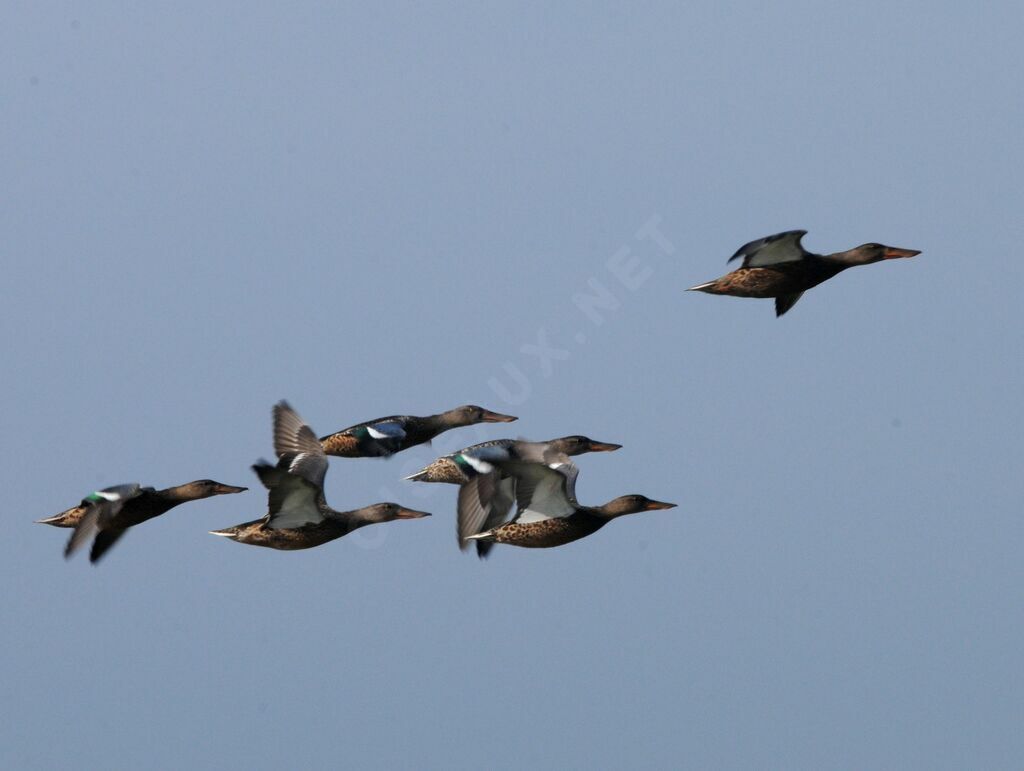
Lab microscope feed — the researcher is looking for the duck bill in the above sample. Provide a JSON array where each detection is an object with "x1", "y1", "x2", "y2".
[
  {"x1": 586, "y1": 441, "x2": 622, "y2": 452},
  {"x1": 480, "y1": 410, "x2": 518, "y2": 423},
  {"x1": 213, "y1": 484, "x2": 248, "y2": 495},
  {"x1": 395, "y1": 507, "x2": 432, "y2": 519},
  {"x1": 643, "y1": 499, "x2": 677, "y2": 511},
  {"x1": 883, "y1": 247, "x2": 920, "y2": 259}
]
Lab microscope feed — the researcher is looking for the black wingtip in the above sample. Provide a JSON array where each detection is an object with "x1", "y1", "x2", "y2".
[{"x1": 475, "y1": 541, "x2": 493, "y2": 559}]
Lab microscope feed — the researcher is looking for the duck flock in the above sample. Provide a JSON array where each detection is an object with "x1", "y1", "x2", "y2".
[{"x1": 38, "y1": 230, "x2": 919, "y2": 563}]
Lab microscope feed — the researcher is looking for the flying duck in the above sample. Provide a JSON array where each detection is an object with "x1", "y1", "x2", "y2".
[
  {"x1": 210, "y1": 401, "x2": 430, "y2": 550},
  {"x1": 319, "y1": 405, "x2": 517, "y2": 458},
  {"x1": 688, "y1": 230, "x2": 920, "y2": 316},
  {"x1": 406, "y1": 436, "x2": 622, "y2": 557},
  {"x1": 52, "y1": 479, "x2": 246, "y2": 563}
]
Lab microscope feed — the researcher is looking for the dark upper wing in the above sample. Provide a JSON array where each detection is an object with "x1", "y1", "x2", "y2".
[
  {"x1": 728, "y1": 230, "x2": 809, "y2": 268},
  {"x1": 358, "y1": 420, "x2": 408, "y2": 456},
  {"x1": 64, "y1": 484, "x2": 142, "y2": 559},
  {"x1": 272, "y1": 401, "x2": 328, "y2": 489},
  {"x1": 89, "y1": 529, "x2": 128, "y2": 563}
]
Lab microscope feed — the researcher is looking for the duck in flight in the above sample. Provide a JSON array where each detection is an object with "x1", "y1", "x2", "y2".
[
  {"x1": 688, "y1": 230, "x2": 920, "y2": 316},
  {"x1": 211, "y1": 401, "x2": 430, "y2": 550},
  {"x1": 406, "y1": 435, "x2": 622, "y2": 557},
  {"x1": 319, "y1": 404, "x2": 517, "y2": 458},
  {"x1": 51, "y1": 479, "x2": 246, "y2": 563},
  {"x1": 459, "y1": 456, "x2": 674, "y2": 550}
]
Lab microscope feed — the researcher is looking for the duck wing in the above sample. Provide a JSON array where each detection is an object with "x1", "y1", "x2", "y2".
[
  {"x1": 728, "y1": 230, "x2": 809, "y2": 268},
  {"x1": 504, "y1": 459, "x2": 579, "y2": 524},
  {"x1": 456, "y1": 473, "x2": 517, "y2": 549},
  {"x1": 89, "y1": 528, "x2": 128, "y2": 563},
  {"x1": 359, "y1": 420, "x2": 408, "y2": 456},
  {"x1": 64, "y1": 484, "x2": 143, "y2": 559},
  {"x1": 272, "y1": 400, "x2": 328, "y2": 489},
  {"x1": 453, "y1": 443, "x2": 522, "y2": 533},
  {"x1": 252, "y1": 461, "x2": 325, "y2": 529}
]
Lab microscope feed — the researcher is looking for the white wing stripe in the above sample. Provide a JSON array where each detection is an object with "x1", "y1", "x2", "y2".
[{"x1": 462, "y1": 455, "x2": 494, "y2": 474}]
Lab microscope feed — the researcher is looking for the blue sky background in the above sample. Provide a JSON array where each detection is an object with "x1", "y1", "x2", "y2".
[{"x1": 3, "y1": 2, "x2": 1022, "y2": 769}]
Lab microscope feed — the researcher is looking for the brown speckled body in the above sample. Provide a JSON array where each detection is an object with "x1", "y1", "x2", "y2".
[
  {"x1": 696, "y1": 260, "x2": 843, "y2": 298},
  {"x1": 485, "y1": 513, "x2": 606, "y2": 548},
  {"x1": 319, "y1": 433, "x2": 361, "y2": 457},
  {"x1": 214, "y1": 517, "x2": 353, "y2": 550},
  {"x1": 37, "y1": 504, "x2": 88, "y2": 528},
  {"x1": 409, "y1": 457, "x2": 468, "y2": 484}
]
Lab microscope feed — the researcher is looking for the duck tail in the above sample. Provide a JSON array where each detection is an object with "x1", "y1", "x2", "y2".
[
  {"x1": 208, "y1": 527, "x2": 240, "y2": 539},
  {"x1": 36, "y1": 504, "x2": 87, "y2": 528},
  {"x1": 404, "y1": 469, "x2": 430, "y2": 482},
  {"x1": 687, "y1": 280, "x2": 719, "y2": 293},
  {"x1": 36, "y1": 513, "x2": 70, "y2": 527}
]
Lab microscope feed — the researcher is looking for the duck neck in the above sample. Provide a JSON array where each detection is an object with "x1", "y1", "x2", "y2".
[
  {"x1": 821, "y1": 248, "x2": 869, "y2": 269},
  {"x1": 324, "y1": 507, "x2": 365, "y2": 534},
  {"x1": 157, "y1": 485, "x2": 196, "y2": 503},
  {"x1": 346, "y1": 506, "x2": 389, "y2": 526},
  {"x1": 588, "y1": 502, "x2": 624, "y2": 520},
  {"x1": 420, "y1": 410, "x2": 464, "y2": 432}
]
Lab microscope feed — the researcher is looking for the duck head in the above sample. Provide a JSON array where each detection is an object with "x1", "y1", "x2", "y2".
[
  {"x1": 595, "y1": 495, "x2": 676, "y2": 518},
  {"x1": 830, "y1": 242, "x2": 921, "y2": 266},
  {"x1": 549, "y1": 435, "x2": 623, "y2": 455},
  {"x1": 363, "y1": 503, "x2": 432, "y2": 522},
  {"x1": 441, "y1": 405, "x2": 518, "y2": 427},
  {"x1": 173, "y1": 480, "x2": 249, "y2": 500}
]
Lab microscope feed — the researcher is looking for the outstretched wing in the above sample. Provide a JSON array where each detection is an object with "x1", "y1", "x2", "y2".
[
  {"x1": 456, "y1": 473, "x2": 517, "y2": 550},
  {"x1": 272, "y1": 401, "x2": 328, "y2": 489},
  {"x1": 728, "y1": 230, "x2": 809, "y2": 268},
  {"x1": 252, "y1": 461, "x2": 325, "y2": 529},
  {"x1": 457, "y1": 471, "x2": 500, "y2": 543},
  {"x1": 454, "y1": 440, "x2": 536, "y2": 543},
  {"x1": 64, "y1": 484, "x2": 143, "y2": 559},
  {"x1": 504, "y1": 460, "x2": 579, "y2": 524},
  {"x1": 90, "y1": 529, "x2": 128, "y2": 563}
]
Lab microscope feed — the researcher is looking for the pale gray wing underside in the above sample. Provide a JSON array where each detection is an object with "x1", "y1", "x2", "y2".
[
  {"x1": 506, "y1": 460, "x2": 578, "y2": 524},
  {"x1": 729, "y1": 230, "x2": 809, "y2": 268},
  {"x1": 254, "y1": 463, "x2": 325, "y2": 529}
]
